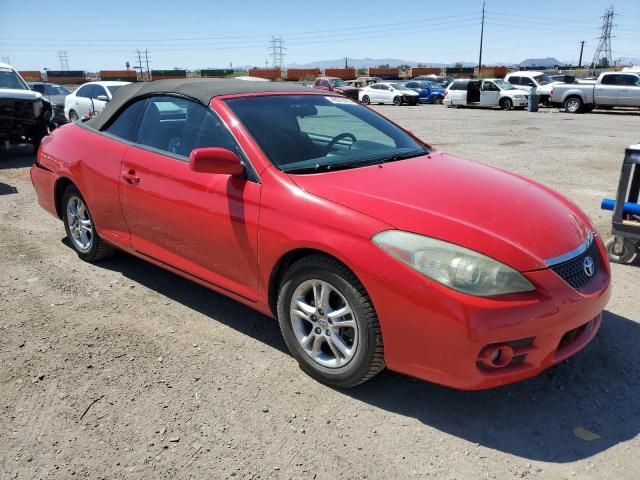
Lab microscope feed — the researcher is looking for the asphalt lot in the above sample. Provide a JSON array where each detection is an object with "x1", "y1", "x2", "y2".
[{"x1": 1, "y1": 104, "x2": 639, "y2": 479}]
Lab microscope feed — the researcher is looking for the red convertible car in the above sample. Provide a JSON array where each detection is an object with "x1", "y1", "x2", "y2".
[{"x1": 31, "y1": 79, "x2": 611, "y2": 389}]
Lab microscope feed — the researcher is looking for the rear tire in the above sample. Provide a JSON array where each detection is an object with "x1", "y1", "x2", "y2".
[
  {"x1": 361, "y1": 95, "x2": 370, "y2": 105},
  {"x1": 276, "y1": 254, "x2": 385, "y2": 388},
  {"x1": 62, "y1": 185, "x2": 116, "y2": 262},
  {"x1": 564, "y1": 96, "x2": 583, "y2": 114},
  {"x1": 68, "y1": 110, "x2": 79, "y2": 122},
  {"x1": 499, "y1": 98, "x2": 513, "y2": 110},
  {"x1": 433, "y1": 95, "x2": 444, "y2": 104}
]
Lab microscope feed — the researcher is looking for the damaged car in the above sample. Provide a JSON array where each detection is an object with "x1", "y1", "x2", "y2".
[{"x1": 0, "y1": 63, "x2": 51, "y2": 152}]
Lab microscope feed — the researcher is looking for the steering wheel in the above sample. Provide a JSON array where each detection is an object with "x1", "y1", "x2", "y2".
[{"x1": 325, "y1": 132, "x2": 357, "y2": 153}]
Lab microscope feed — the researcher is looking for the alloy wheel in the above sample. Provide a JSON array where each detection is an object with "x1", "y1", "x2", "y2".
[
  {"x1": 66, "y1": 195, "x2": 93, "y2": 252},
  {"x1": 289, "y1": 279, "x2": 358, "y2": 368}
]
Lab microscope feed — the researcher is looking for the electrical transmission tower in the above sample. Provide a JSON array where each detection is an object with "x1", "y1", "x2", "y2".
[
  {"x1": 269, "y1": 36, "x2": 286, "y2": 69},
  {"x1": 591, "y1": 5, "x2": 615, "y2": 69},
  {"x1": 58, "y1": 51, "x2": 70, "y2": 70},
  {"x1": 1, "y1": 56, "x2": 10, "y2": 64}
]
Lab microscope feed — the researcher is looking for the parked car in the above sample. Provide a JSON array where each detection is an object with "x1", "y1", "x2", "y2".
[
  {"x1": 312, "y1": 77, "x2": 359, "y2": 101},
  {"x1": 403, "y1": 80, "x2": 446, "y2": 104},
  {"x1": 64, "y1": 81, "x2": 130, "y2": 121},
  {"x1": 0, "y1": 62, "x2": 51, "y2": 152},
  {"x1": 504, "y1": 71, "x2": 557, "y2": 106},
  {"x1": 28, "y1": 82, "x2": 71, "y2": 126},
  {"x1": 359, "y1": 82, "x2": 420, "y2": 105},
  {"x1": 413, "y1": 75, "x2": 454, "y2": 89},
  {"x1": 444, "y1": 78, "x2": 529, "y2": 110},
  {"x1": 31, "y1": 79, "x2": 610, "y2": 389},
  {"x1": 351, "y1": 76, "x2": 382, "y2": 88},
  {"x1": 550, "y1": 71, "x2": 640, "y2": 113}
]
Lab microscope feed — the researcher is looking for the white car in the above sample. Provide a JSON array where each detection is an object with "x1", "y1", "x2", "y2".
[
  {"x1": 359, "y1": 82, "x2": 420, "y2": 106},
  {"x1": 64, "y1": 81, "x2": 130, "y2": 121},
  {"x1": 444, "y1": 78, "x2": 530, "y2": 110},
  {"x1": 504, "y1": 71, "x2": 558, "y2": 106}
]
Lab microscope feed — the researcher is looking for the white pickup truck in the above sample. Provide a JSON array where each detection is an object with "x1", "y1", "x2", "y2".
[{"x1": 550, "y1": 71, "x2": 640, "y2": 113}]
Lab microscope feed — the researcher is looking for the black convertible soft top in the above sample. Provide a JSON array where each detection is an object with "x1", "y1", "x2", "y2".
[{"x1": 85, "y1": 78, "x2": 315, "y2": 131}]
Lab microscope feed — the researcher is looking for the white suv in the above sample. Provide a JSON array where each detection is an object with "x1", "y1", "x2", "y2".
[
  {"x1": 504, "y1": 71, "x2": 557, "y2": 106},
  {"x1": 64, "y1": 81, "x2": 130, "y2": 121}
]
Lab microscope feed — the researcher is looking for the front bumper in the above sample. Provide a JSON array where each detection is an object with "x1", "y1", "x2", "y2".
[
  {"x1": 512, "y1": 97, "x2": 529, "y2": 107},
  {"x1": 359, "y1": 238, "x2": 611, "y2": 390}
]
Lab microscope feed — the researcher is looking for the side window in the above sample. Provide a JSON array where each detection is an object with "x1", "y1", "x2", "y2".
[
  {"x1": 76, "y1": 85, "x2": 92, "y2": 98},
  {"x1": 103, "y1": 98, "x2": 147, "y2": 142},
  {"x1": 600, "y1": 74, "x2": 618, "y2": 85},
  {"x1": 620, "y1": 75, "x2": 639, "y2": 86},
  {"x1": 482, "y1": 82, "x2": 498, "y2": 91},
  {"x1": 508, "y1": 76, "x2": 520, "y2": 85},
  {"x1": 320, "y1": 80, "x2": 330, "y2": 87},
  {"x1": 137, "y1": 96, "x2": 238, "y2": 159},
  {"x1": 521, "y1": 77, "x2": 535, "y2": 87},
  {"x1": 92, "y1": 85, "x2": 108, "y2": 99},
  {"x1": 31, "y1": 84, "x2": 45, "y2": 93}
]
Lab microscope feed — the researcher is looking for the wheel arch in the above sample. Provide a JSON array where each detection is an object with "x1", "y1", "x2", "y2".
[
  {"x1": 53, "y1": 176, "x2": 76, "y2": 218},
  {"x1": 267, "y1": 247, "x2": 362, "y2": 317}
]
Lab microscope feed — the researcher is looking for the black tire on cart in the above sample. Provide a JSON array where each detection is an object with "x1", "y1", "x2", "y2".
[{"x1": 605, "y1": 237, "x2": 637, "y2": 264}]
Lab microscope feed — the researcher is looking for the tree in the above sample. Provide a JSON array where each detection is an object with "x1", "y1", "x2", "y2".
[
  {"x1": 453, "y1": 62, "x2": 464, "y2": 68},
  {"x1": 598, "y1": 57, "x2": 610, "y2": 68}
]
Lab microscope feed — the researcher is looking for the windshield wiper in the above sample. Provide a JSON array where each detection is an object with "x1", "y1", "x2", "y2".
[
  {"x1": 282, "y1": 159, "x2": 382, "y2": 174},
  {"x1": 379, "y1": 151, "x2": 427, "y2": 163}
]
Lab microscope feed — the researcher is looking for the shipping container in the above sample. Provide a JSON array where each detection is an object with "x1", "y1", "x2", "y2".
[
  {"x1": 324, "y1": 68, "x2": 357, "y2": 79},
  {"x1": 19, "y1": 70, "x2": 42, "y2": 81},
  {"x1": 368, "y1": 67, "x2": 400, "y2": 80},
  {"x1": 151, "y1": 69, "x2": 187, "y2": 80},
  {"x1": 100, "y1": 70, "x2": 138, "y2": 81},
  {"x1": 201, "y1": 69, "x2": 235, "y2": 78},
  {"x1": 45, "y1": 70, "x2": 86, "y2": 84},
  {"x1": 285, "y1": 68, "x2": 321, "y2": 81},
  {"x1": 411, "y1": 67, "x2": 441, "y2": 77},
  {"x1": 248, "y1": 68, "x2": 282, "y2": 80}
]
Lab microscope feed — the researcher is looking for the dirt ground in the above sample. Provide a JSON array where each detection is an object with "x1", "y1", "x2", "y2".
[{"x1": 1, "y1": 105, "x2": 639, "y2": 480}]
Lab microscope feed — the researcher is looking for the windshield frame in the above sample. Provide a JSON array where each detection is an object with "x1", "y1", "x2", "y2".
[
  {"x1": 0, "y1": 68, "x2": 29, "y2": 90},
  {"x1": 223, "y1": 93, "x2": 430, "y2": 174}
]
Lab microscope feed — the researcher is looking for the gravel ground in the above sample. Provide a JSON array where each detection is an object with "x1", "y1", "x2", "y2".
[{"x1": 1, "y1": 105, "x2": 639, "y2": 480}]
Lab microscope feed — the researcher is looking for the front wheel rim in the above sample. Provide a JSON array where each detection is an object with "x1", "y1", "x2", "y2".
[
  {"x1": 567, "y1": 99, "x2": 579, "y2": 112},
  {"x1": 289, "y1": 279, "x2": 358, "y2": 369},
  {"x1": 66, "y1": 196, "x2": 93, "y2": 252},
  {"x1": 69, "y1": 111, "x2": 78, "y2": 121}
]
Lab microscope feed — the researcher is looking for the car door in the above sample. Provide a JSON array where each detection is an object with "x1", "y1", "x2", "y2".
[
  {"x1": 379, "y1": 85, "x2": 393, "y2": 103},
  {"x1": 618, "y1": 74, "x2": 640, "y2": 106},
  {"x1": 480, "y1": 80, "x2": 500, "y2": 106},
  {"x1": 72, "y1": 84, "x2": 94, "y2": 117},
  {"x1": 118, "y1": 95, "x2": 261, "y2": 300},
  {"x1": 90, "y1": 84, "x2": 109, "y2": 115},
  {"x1": 595, "y1": 74, "x2": 621, "y2": 105}
]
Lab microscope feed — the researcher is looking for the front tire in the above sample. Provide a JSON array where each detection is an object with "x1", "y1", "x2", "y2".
[
  {"x1": 433, "y1": 95, "x2": 444, "y2": 104},
  {"x1": 62, "y1": 185, "x2": 116, "y2": 262},
  {"x1": 393, "y1": 96, "x2": 402, "y2": 106},
  {"x1": 68, "y1": 110, "x2": 79, "y2": 122},
  {"x1": 499, "y1": 98, "x2": 513, "y2": 110},
  {"x1": 361, "y1": 95, "x2": 370, "y2": 105},
  {"x1": 277, "y1": 255, "x2": 384, "y2": 388}
]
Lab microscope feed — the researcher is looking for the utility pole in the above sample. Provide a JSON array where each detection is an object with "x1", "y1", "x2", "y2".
[
  {"x1": 477, "y1": 1, "x2": 486, "y2": 71},
  {"x1": 578, "y1": 41, "x2": 585, "y2": 68},
  {"x1": 136, "y1": 49, "x2": 144, "y2": 80},
  {"x1": 144, "y1": 49, "x2": 151, "y2": 79},
  {"x1": 58, "y1": 51, "x2": 69, "y2": 71},
  {"x1": 345, "y1": 57, "x2": 348, "y2": 69},
  {"x1": 591, "y1": 5, "x2": 615, "y2": 69}
]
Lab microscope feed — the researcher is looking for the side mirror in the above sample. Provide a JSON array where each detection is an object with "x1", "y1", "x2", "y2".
[
  {"x1": 189, "y1": 147, "x2": 244, "y2": 176},
  {"x1": 96, "y1": 95, "x2": 109, "y2": 102}
]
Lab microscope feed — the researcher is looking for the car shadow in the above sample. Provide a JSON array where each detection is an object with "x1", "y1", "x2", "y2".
[
  {"x1": 0, "y1": 182, "x2": 18, "y2": 195},
  {"x1": 64, "y1": 241, "x2": 639, "y2": 463},
  {"x1": 590, "y1": 109, "x2": 640, "y2": 117},
  {"x1": 0, "y1": 144, "x2": 35, "y2": 169}
]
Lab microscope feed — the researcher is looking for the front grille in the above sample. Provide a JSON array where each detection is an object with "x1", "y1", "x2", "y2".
[
  {"x1": 0, "y1": 99, "x2": 35, "y2": 121},
  {"x1": 550, "y1": 239, "x2": 600, "y2": 290}
]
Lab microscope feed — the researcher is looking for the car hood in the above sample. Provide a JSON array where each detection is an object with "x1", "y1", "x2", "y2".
[
  {"x1": 44, "y1": 94, "x2": 67, "y2": 106},
  {"x1": 289, "y1": 152, "x2": 592, "y2": 271},
  {"x1": 0, "y1": 88, "x2": 42, "y2": 101}
]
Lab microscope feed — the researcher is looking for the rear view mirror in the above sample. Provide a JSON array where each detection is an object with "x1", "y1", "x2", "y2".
[{"x1": 189, "y1": 148, "x2": 244, "y2": 176}]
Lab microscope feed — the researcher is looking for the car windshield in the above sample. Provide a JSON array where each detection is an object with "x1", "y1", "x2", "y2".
[
  {"x1": 330, "y1": 79, "x2": 346, "y2": 87},
  {"x1": 226, "y1": 95, "x2": 429, "y2": 174},
  {"x1": 494, "y1": 80, "x2": 516, "y2": 90},
  {"x1": 44, "y1": 84, "x2": 70, "y2": 95},
  {"x1": 389, "y1": 83, "x2": 413, "y2": 92},
  {"x1": 107, "y1": 85, "x2": 123, "y2": 95},
  {"x1": 0, "y1": 69, "x2": 28, "y2": 90},
  {"x1": 533, "y1": 74, "x2": 553, "y2": 86}
]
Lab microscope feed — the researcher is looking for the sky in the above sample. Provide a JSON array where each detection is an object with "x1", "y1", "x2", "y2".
[{"x1": 1, "y1": 0, "x2": 639, "y2": 71}]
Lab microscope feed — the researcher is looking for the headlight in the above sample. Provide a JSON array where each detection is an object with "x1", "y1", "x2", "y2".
[
  {"x1": 372, "y1": 230, "x2": 535, "y2": 296},
  {"x1": 514, "y1": 95, "x2": 524, "y2": 99},
  {"x1": 33, "y1": 99, "x2": 43, "y2": 117}
]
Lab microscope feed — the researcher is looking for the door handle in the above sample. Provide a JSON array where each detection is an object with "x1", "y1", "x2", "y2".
[{"x1": 121, "y1": 169, "x2": 140, "y2": 185}]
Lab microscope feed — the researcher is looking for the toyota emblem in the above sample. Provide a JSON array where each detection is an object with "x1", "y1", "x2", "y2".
[{"x1": 583, "y1": 256, "x2": 595, "y2": 277}]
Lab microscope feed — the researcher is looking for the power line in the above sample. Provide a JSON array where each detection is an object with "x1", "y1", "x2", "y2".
[{"x1": 592, "y1": 5, "x2": 615, "y2": 68}]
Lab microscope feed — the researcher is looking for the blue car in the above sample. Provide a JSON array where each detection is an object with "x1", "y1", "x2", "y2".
[{"x1": 403, "y1": 80, "x2": 446, "y2": 104}]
